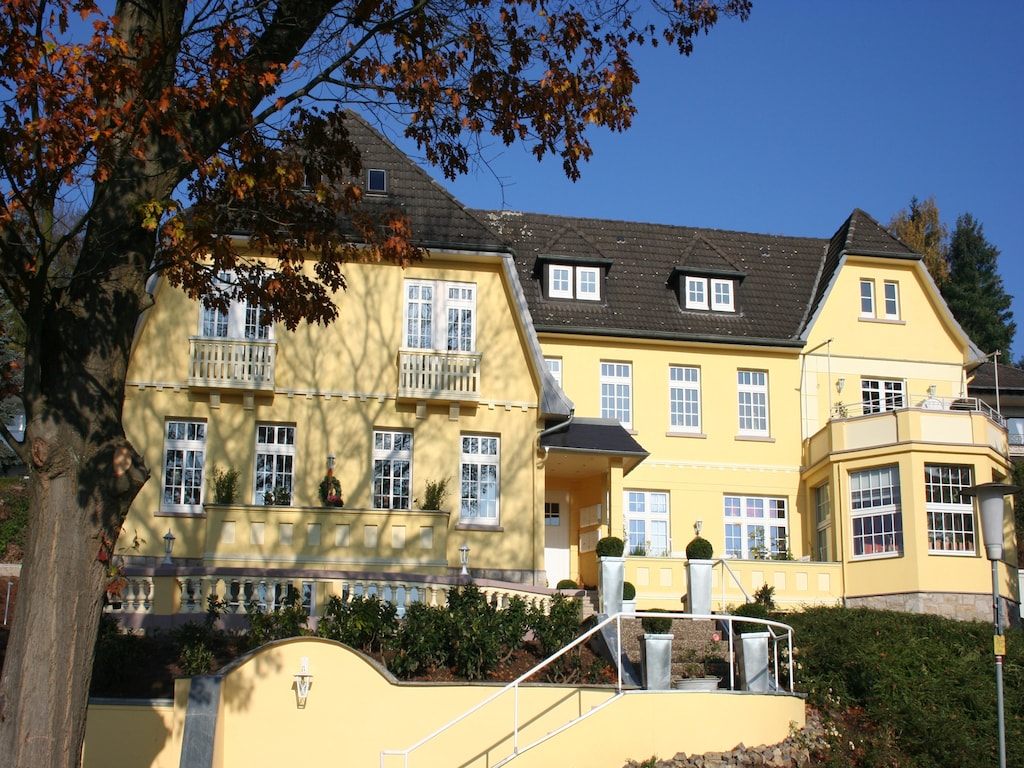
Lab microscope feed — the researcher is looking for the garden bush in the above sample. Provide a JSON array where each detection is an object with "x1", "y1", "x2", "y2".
[
  {"x1": 316, "y1": 594, "x2": 398, "y2": 653},
  {"x1": 640, "y1": 609, "x2": 673, "y2": 634},
  {"x1": 595, "y1": 536, "x2": 624, "y2": 558}
]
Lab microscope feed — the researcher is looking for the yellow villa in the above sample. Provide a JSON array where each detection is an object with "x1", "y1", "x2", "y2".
[{"x1": 107, "y1": 111, "x2": 1017, "y2": 632}]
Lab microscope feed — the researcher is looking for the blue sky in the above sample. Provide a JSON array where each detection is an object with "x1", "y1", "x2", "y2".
[{"x1": 400, "y1": 1, "x2": 1024, "y2": 360}]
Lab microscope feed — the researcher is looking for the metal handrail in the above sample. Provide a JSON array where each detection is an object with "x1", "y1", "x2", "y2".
[
  {"x1": 379, "y1": 610, "x2": 796, "y2": 768},
  {"x1": 715, "y1": 558, "x2": 752, "y2": 611}
]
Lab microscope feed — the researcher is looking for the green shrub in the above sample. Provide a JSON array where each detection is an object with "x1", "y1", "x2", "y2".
[
  {"x1": 316, "y1": 594, "x2": 398, "y2": 653},
  {"x1": 595, "y1": 536, "x2": 624, "y2": 558},
  {"x1": 752, "y1": 583, "x2": 776, "y2": 609},
  {"x1": 530, "y1": 593, "x2": 581, "y2": 657},
  {"x1": 731, "y1": 601, "x2": 770, "y2": 634},
  {"x1": 622, "y1": 581, "x2": 636, "y2": 601},
  {"x1": 555, "y1": 578, "x2": 579, "y2": 590},
  {"x1": 91, "y1": 615, "x2": 144, "y2": 696},
  {"x1": 685, "y1": 536, "x2": 713, "y2": 560},
  {"x1": 421, "y1": 477, "x2": 450, "y2": 510},
  {"x1": 387, "y1": 602, "x2": 451, "y2": 678},
  {"x1": 446, "y1": 585, "x2": 503, "y2": 679},
  {"x1": 247, "y1": 591, "x2": 310, "y2": 646},
  {"x1": 640, "y1": 609, "x2": 673, "y2": 634},
  {"x1": 179, "y1": 643, "x2": 215, "y2": 676},
  {"x1": 210, "y1": 465, "x2": 239, "y2": 504},
  {"x1": 787, "y1": 606, "x2": 1024, "y2": 768}
]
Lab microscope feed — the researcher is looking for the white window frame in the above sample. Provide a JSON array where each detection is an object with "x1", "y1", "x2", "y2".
[
  {"x1": 403, "y1": 279, "x2": 476, "y2": 352},
  {"x1": 861, "y1": 378, "x2": 905, "y2": 414},
  {"x1": 548, "y1": 265, "x2": 573, "y2": 299},
  {"x1": 372, "y1": 429, "x2": 413, "y2": 510},
  {"x1": 624, "y1": 490, "x2": 670, "y2": 556},
  {"x1": 545, "y1": 357, "x2": 563, "y2": 388},
  {"x1": 668, "y1": 365, "x2": 701, "y2": 433},
  {"x1": 200, "y1": 271, "x2": 272, "y2": 340},
  {"x1": 162, "y1": 420, "x2": 206, "y2": 514},
  {"x1": 925, "y1": 464, "x2": 976, "y2": 554},
  {"x1": 850, "y1": 465, "x2": 903, "y2": 558},
  {"x1": 367, "y1": 168, "x2": 387, "y2": 194},
  {"x1": 576, "y1": 266, "x2": 601, "y2": 301},
  {"x1": 883, "y1": 281, "x2": 900, "y2": 320},
  {"x1": 460, "y1": 434, "x2": 499, "y2": 523},
  {"x1": 685, "y1": 276, "x2": 709, "y2": 310},
  {"x1": 600, "y1": 361, "x2": 633, "y2": 429},
  {"x1": 814, "y1": 483, "x2": 831, "y2": 561},
  {"x1": 711, "y1": 278, "x2": 735, "y2": 311},
  {"x1": 254, "y1": 424, "x2": 296, "y2": 505},
  {"x1": 737, "y1": 369, "x2": 769, "y2": 436},
  {"x1": 860, "y1": 279, "x2": 875, "y2": 318},
  {"x1": 723, "y1": 495, "x2": 788, "y2": 559}
]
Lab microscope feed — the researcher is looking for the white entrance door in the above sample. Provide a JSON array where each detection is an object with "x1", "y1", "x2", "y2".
[{"x1": 544, "y1": 491, "x2": 571, "y2": 585}]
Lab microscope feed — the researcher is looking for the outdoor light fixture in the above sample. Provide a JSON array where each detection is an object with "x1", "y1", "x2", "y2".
[
  {"x1": 835, "y1": 377, "x2": 845, "y2": 394},
  {"x1": 459, "y1": 543, "x2": 470, "y2": 576},
  {"x1": 327, "y1": 452, "x2": 336, "y2": 471},
  {"x1": 928, "y1": 384, "x2": 937, "y2": 398},
  {"x1": 962, "y1": 481, "x2": 1019, "y2": 768},
  {"x1": 693, "y1": 519, "x2": 703, "y2": 536},
  {"x1": 162, "y1": 529, "x2": 175, "y2": 566},
  {"x1": 294, "y1": 657, "x2": 313, "y2": 708}
]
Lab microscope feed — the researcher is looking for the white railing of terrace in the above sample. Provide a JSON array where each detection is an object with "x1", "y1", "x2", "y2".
[
  {"x1": 104, "y1": 572, "x2": 556, "y2": 619},
  {"x1": 379, "y1": 610, "x2": 795, "y2": 768},
  {"x1": 830, "y1": 393, "x2": 1005, "y2": 425},
  {"x1": 188, "y1": 337, "x2": 276, "y2": 390},
  {"x1": 397, "y1": 349, "x2": 481, "y2": 401}
]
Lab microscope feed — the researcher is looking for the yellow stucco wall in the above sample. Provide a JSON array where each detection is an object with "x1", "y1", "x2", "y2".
[
  {"x1": 122, "y1": 252, "x2": 547, "y2": 577},
  {"x1": 84, "y1": 638, "x2": 806, "y2": 768}
]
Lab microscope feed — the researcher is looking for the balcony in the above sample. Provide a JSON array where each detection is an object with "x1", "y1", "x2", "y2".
[
  {"x1": 806, "y1": 393, "x2": 1008, "y2": 468},
  {"x1": 188, "y1": 337, "x2": 276, "y2": 391},
  {"x1": 397, "y1": 348, "x2": 481, "y2": 402}
]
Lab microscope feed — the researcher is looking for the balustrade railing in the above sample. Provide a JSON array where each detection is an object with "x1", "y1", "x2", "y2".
[
  {"x1": 397, "y1": 349, "x2": 481, "y2": 401},
  {"x1": 188, "y1": 337, "x2": 276, "y2": 390}
]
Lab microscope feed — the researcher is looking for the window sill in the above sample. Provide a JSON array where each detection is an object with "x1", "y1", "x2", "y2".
[
  {"x1": 928, "y1": 549, "x2": 976, "y2": 557},
  {"x1": 851, "y1": 551, "x2": 903, "y2": 561},
  {"x1": 734, "y1": 434, "x2": 775, "y2": 443},
  {"x1": 858, "y1": 317, "x2": 906, "y2": 326},
  {"x1": 455, "y1": 522, "x2": 504, "y2": 532},
  {"x1": 666, "y1": 431, "x2": 707, "y2": 439},
  {"x1": 156, "y1": 510, "x2": 207, "y2": 518}
]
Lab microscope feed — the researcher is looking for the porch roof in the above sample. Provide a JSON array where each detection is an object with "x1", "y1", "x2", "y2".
[{"x1": 540, "y1": 417, "x2": 649, "y2": 477}]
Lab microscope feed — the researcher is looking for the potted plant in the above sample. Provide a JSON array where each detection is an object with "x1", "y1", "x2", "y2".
[
  {"x1": 595, "y1": 536, "x2": 625, "y2": 616},
  {"x1": 419, "y1": 477, "x2": 450, "y2": 511},
  {"x1": 640, "y1": 610, "x2": 674, "y2": 690},
  {"x1": 685, "y1": 535, "x2": 715, "y2": 616},
  {"x1": 731, "y1": 601, "x2": 772, "y2": 692},
  {"x1": 621, "y1": 581, "x2": 637, "y2": 616},
  {"x1": 673, "y1": 632, "x2": 725, "y2": 691}
]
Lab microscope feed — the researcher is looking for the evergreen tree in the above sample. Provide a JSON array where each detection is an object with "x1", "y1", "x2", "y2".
[{"x1": 941, "y1": 213, "x2": 1015, "y2": 355}]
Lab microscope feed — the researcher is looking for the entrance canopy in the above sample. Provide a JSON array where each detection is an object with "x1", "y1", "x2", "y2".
[{"x1": 539, "y1": 417, "x2": 648, "y2": 478}]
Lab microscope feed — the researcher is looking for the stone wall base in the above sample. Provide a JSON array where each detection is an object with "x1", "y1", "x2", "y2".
[{"x1": 845, "y1": 590, "x2": 1021, "y2": 627}]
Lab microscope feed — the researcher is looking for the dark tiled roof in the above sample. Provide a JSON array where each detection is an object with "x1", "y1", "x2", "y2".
[
  {"x1": 481, "y1": 211, "x2": 828, "y2": 345},
  {"x1": 970, "y1": 361, "x2": 1024, "y2": 394},
  {"x1": 341, "y1": 112, "x2": 505, "y2": 251},
  {"x1": 540, "y1": 417, "x2": 648, "y2": 457}
]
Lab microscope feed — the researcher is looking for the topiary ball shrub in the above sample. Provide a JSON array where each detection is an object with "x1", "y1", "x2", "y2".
[
  {"x1": 731, "y1": 601, "x2": 771, "y2": 634},
  {"x1": 685, "y1": 536, "x2": 714, "y2": 560},
  {"x1": 641, "y1": 609, "x2": 673, "y2": 634},
  {"x1": 622, "y1": 581, "x2": 636, "y2": 601},
  {"x1": 595, "y1": 536, "x2": 625, "y2": 558},
  {"x1": 556, "y1": 578, "x2": 579, "y2": 590}
]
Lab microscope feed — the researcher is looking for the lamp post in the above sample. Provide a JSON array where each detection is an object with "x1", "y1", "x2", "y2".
[
  {"x1": 963, "y1": 481, "x2": 1019, "y2": 768},
  {"x1": 459, "y1": 543, "x2": 470, "y2": 577},
  {"x1": 162, "y1": 529, "x2": 176, "y2": 566}
]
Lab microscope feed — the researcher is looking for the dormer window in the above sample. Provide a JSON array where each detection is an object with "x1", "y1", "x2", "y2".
[
  {"x1": 543, "y1": 262, "x2": 604, "y2": 301},
  {"x1": 671, "y1": 268, "x2": 745, "y2": 313},
  {"x1": 367, "y1": 168, "x2": 387, "y2": 194}
]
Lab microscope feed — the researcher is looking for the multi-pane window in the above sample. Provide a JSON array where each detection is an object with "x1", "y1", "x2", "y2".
[
  {"x1": 600, "y1": 362, "x2": 632, "y2": 428},
  {"x1": 255, "y1": 425, "x2": 295, "y2": 505},
  {"x1": 372, "y1": 430, "x2": 412, "y2": 510},
  {"x1": 545, "y1": 264, "x2": 602, "y2": 301},
  {"x1": 460, "y1": 435, "x2": 499, "y2": 523},
  {"x1": 883, "y1": 281, "x2": 900, "y2": 320},
  {"x1": 404, "y1": 280, "x2": 476, "y2": 352},
  {"x1": 860, "y1": 279, "x2": 875, "y2": 317},
  {"x1": 162, "y1": 420, "x2": 206, "y2": 512},
  {"x1": 861, "y1": 378, "x2": 905, "y2": 414},
  {"x1": 685, "y1": 277, "x2": 709, "y2": 310},
  {"x1": 723, "y1": 495, "x2": 788, "y2": 559},
  {"x1": 545, "y1": 357, "x2": 563, "y2": 388},
  {"x1": 737, "y1": 370, "x2": 769, "y2": 435},
  {"x1": 850, "y1": 465, "x2": 903, "y2": 557},
  {"x1": 925, "y1": 464, "x2": 976, "y2": 554},
  {"x1": 200, "y1": 272, "x2": 271, "y2": 340},
  {"x1": 367, "y1": 168, "x2": 387, "y2": 193},
  {"x1": 669, "y1": 365, "x2": 701, "y2": 433},
  {"x1": 814, "y1": 483, "x2": 831, "y2": 561},
  {"x1": 624, "y1": 491, "x2": 670, "y2": 556},
  {"x1": 711, "y1": 279, "x2": 735, "y2": 311}
]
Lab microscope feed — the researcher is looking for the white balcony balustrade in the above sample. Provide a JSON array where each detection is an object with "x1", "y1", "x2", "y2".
[
  {"x1": 188, "y1": 337, "x2": 276, "y2": 391},
  {"x1": 397, "y1": 349, "x2": 481, "y2": 402}
]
